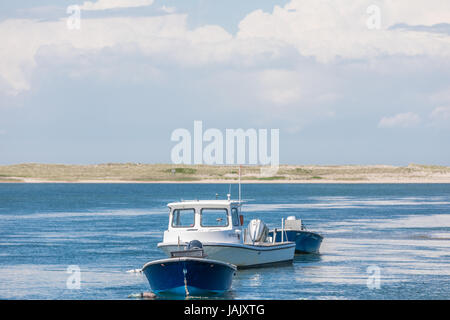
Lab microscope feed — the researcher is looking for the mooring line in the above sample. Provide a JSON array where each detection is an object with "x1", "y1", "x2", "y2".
[{"x1": 183, "y1": 266, "x2": 189, "y2": 296}]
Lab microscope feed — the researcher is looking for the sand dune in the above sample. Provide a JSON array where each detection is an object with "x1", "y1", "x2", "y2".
[{"x1": 1, "y1": 163, "x2": 450, "y2": 183}]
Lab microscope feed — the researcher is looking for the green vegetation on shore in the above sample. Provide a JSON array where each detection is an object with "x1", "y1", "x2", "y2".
[{"x1": 0, "y1": 163, "x2": 450, "y2": 183}]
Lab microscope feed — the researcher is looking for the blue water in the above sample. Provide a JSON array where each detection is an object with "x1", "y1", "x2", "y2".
[{"x1": 0, "y1": 183, "x2": 449, "y2": 300}]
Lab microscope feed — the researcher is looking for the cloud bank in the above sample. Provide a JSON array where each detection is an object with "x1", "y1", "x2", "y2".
[{"x1": 1, "y1": 0, "x2": 449, "y2": 96}]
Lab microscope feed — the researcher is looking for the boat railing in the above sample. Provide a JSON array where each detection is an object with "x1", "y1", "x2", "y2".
[{"x1": 269, "y1": 227, "x2": 289, "y2": 244}]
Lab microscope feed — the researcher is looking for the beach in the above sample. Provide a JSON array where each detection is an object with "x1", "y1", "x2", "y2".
[{"x1": 1, "y1": 163, "x2": 450, "y2": 183}]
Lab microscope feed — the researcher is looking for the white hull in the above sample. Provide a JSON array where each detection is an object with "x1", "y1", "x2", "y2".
[{"x1": 158, "y1": 242, "x2": 296, "y2": 268}]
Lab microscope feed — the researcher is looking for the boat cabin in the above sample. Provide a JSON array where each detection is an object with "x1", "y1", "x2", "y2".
[{"x1": 162, "y1": 200, "x2": 244, "y2": 245}]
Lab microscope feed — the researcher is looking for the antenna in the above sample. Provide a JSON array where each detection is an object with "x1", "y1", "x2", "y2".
[
  {"x1": 238, "y1": 166, "x2": 243, "y2": 226},
  {"x1": 238, "y1": 165, "x2": 242, "y2": 203}
]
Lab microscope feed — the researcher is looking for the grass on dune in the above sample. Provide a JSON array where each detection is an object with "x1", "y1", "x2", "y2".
[{"x1": 0, "y1": 163, "x2": 449, "y2": 182}]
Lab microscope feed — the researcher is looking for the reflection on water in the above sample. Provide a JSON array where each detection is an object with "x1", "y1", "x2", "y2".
[
  {"x1": 294, "y1": 253, "x2": 323, "y2": 264},
  {"x1": 0, "y1": 183, "x2": 449, "y2": 299}
]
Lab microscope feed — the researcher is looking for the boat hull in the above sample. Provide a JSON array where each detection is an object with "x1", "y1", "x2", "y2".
[
  {"x1": 142, "y1": 257, "x2": 236, "y2": 296},
  {"x1": 158, "y1": 242, "x2": 296, "y2": 268},
  {"x1": 269, "y1": 230, "x2": 323, "y2": 254}
]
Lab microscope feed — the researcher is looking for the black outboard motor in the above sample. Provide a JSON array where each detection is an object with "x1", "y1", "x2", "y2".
[
  {"x1": 170, "y1": 240, "x2": 205, "y2": 258},
  {"x1": 187, "y1": 240, "x2": 203, "y2": 250}
]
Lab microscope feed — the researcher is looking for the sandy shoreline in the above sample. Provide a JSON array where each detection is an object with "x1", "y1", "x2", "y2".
[
  {"x1": 2, "y1": 178, "x2": 450, "y2": 184},
  {"x1": 1, "y1": 163, "x2": 450, "y2": 184}
]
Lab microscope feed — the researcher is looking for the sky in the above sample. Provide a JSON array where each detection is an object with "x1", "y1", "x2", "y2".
[{"x1": 0, "y1": 0, "x2": 450, "y2": 166}]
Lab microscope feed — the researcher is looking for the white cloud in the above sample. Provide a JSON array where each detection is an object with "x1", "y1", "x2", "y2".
[
  {"x1": 80, "y1": 0, "x2": 154, "y2": 11},
  {"x1": 0, "y1": 0, "x2": 450, "y2": 96},
  {"x1": 378, "y1": 112, "x2": 421, "y2": 128},
  {"x1": 236, "y1": 0, "x2": 450, "y2": 63},
  {"x1": 160, "y1": 6, "x2": 176, "y2": 14},
  {"x1": 381, "y1": 0, "x2": 450, "y2": 26},
  {"x1": 430, "y1": 106, "x2": 450, "y2": 121},
  {"x1": 0, "y1": 14, "x2": 233, "y2": 95}
]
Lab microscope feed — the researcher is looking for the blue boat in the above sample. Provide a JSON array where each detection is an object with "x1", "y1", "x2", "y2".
[
  {"x1": 142, "y1": 240, "x2": 236, "y2": 296},
  {"x1": 269, "y1": 217, "x2": 323, "y2": 254}
]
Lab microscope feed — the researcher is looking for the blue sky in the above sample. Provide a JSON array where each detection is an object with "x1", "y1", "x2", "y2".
[{"x1": 0, "y1": 0, "x2": 450, "y2": 165}]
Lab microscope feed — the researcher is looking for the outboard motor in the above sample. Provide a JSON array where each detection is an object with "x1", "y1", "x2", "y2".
[
  {"x1": 171, "y1": 240, "x2": 205, "y2": 258},
  {"x1": 186, "y1": 240, "x2": 203, "y2": 250},
  {"x1": 247, "y1": 219, "x2": 268, "y2": 243}
]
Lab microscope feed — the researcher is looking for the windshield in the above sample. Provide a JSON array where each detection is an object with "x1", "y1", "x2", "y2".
[
  {"x1": 200, "y1": 208, "x2": 229, "y2": 227},
  {"x1": 171, "y1": 208, "x2": 195, "y2": 228}
]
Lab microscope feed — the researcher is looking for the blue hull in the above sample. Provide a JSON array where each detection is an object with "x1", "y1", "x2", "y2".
[
  {"x1": 142, "y1": 257, "x2": 236, "y2": 296},
  {"x1": 270, "y1": 230, "x2": 323, "y2": 254}
]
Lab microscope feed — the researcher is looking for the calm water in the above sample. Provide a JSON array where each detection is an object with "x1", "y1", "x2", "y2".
[{"x1": 0, "y1": 183, "x2": 449, "y2": 300}]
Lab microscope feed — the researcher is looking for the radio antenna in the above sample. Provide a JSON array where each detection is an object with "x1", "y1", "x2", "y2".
[{"x1": 238, "y1": 165, "x2": 242, "y2": 203}]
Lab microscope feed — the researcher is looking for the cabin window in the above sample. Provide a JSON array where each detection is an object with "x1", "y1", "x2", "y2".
[
  {"x1": 231, "y1": 208, "x2": 240, "y2": 226},
  {"x1": 200, "y1": 208, "x2": 229, "y2": 227},
  {"x1": 171, "y1": 209, "x2": 195, "y2": 228}
]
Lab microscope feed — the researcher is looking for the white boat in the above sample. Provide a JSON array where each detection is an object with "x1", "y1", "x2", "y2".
[{"x1": 157, "y1": 199, "x2": 295, "y2": 268}]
